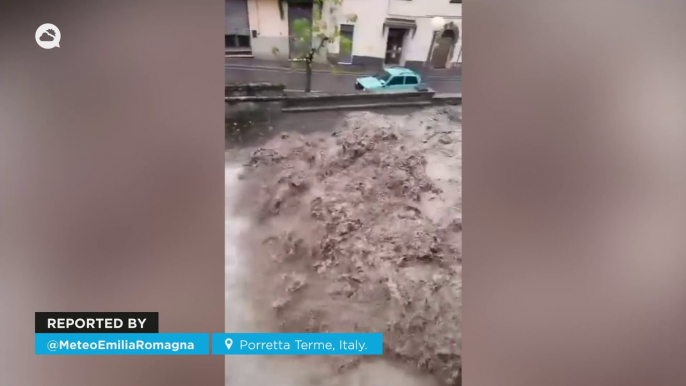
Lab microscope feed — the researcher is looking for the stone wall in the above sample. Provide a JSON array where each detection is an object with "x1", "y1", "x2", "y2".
[
  {"x1": 226, "y1": 83, "x2": 286, "y2": 145},
  {"x1": 226, "y1": 82, "x2": 285, "y2": 97}
]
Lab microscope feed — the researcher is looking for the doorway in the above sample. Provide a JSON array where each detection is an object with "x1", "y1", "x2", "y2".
[
  {"x1": 338, "y1": 24, "x2": 355, "y2": 64},
  {"x1": 431, "y1": 29, "x2": 456, "y2": 69},
  {"x1": 288, "y1": 1, "x2": 313, "y2": 59},
  {"x1": 385, "y1": 28, "x2": 406, "y2": 65}
]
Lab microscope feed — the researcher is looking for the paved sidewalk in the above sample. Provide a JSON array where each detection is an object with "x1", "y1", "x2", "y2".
[
  {"x1": 225, "y1": 57, "x2": 462, "y2": 78},
  {"x1": 226, "y1": 57, "x2": 368, "y2": 73}
]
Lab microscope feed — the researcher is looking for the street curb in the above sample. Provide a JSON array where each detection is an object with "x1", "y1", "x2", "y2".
[
  {"x1": 225, "y1": 63, "x2": 369, "y2": 76},
  {"x1": 282, "y1": 101, "x2": 432, "y2": 112},
  {"x1": 225, "y1": 63, "x2": 461, "y2": 80}
]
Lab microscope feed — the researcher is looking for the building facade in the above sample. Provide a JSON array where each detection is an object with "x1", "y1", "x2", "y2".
[{"x1": 226, "y1": 0, "x2": 462, "y2": 69}]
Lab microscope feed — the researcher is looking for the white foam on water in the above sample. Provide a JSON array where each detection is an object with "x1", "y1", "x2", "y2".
[{"x1": 224, "y1": 162, "x2": 438, "y2": 386}]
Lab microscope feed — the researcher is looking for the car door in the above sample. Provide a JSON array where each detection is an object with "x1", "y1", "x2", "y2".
[
  {"x1": 384, "y1": 76, "x2": 405, "y2": 91},
  {"x1": 404, "y1": 75, "x2": 419, "y2": 90}
]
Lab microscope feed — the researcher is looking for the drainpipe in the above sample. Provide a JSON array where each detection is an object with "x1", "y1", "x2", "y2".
[{"x1": 255, "y1": 0, "x2": 260, "y2": 32}]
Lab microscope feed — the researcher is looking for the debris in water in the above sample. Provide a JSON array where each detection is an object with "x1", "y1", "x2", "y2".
[{"x1": 235, "y1": 107, "x2": 462, "y2": 385}]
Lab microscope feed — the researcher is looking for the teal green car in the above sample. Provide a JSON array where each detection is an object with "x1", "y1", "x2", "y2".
[{"x1": 355, "y1": 67, "x2": 424, "y2": 92}]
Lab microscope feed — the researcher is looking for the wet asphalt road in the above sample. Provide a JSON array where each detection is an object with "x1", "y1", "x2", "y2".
[{"x1": 226, "y1": 66, "x2": 462, "y2": 94}]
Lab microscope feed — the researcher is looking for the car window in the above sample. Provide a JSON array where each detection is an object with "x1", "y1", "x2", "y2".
[
  {"x1": 387, "y1": 76, "x2": 404, "y2": 86},
  {"x1": 405, "y1": 76, "x2": 419, "y2": 85},
  {"x1": 375, "y1": 71, "x2": 392, "y2": 82}
]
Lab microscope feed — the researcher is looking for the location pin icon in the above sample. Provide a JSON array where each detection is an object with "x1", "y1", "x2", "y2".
[{"x1": 225, "y1": 338, "x2": 233, "y2": 350}]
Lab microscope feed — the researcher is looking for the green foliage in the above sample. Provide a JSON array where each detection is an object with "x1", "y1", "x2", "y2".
[
  {"x1": 339, "y1": 36, "x2": 352, "y2": 53},
  {"x1": 273, "y1": 0, "x2": 355, "y2": 65},
  {"x1": 312, "y1": 3, "x2": 322, "y2": 22},
  {"x1": 292, "y1": 18, "x2": 312, "y2": 37},
  {"x1": 290, "y1": 17, "x2": 313, "y2": 58},
  {"x1": 274, "y1": 0, "x2": 352, "y2": 92}
]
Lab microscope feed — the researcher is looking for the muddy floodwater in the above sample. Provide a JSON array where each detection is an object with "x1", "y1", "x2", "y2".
[
  {"x1": 225, "y1": 165, "x2": 439, "y2": 386},
  {"x1": 225, "y1": 107, "x2": 461, "y2": 385}
]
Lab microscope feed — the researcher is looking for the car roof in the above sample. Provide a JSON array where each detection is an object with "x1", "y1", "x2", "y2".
[{"x1": 384, "y1": 67, "x2": 419, "y2": 77}]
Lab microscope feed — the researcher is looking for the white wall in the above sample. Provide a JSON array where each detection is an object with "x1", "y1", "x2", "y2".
[
  {"x1": 387, "y1": 0, "x2": 462, "y2": 18},
  {"x1": 244, "y1": 0, "x2": 462, "y2": 66},
  {"x1": 338, "y1": 0, "x2": 388, "y2": 60},
  {"x1": 315, "y1": 0, "x2": 387, "y2": 62},
  {"x1": 402, "y1": 17, "x2": 462, "y2": 65},
  {"x1": 388, "y1": 0, "x2": 462, "y2": 65},
  {"x1": 248, "y1": 0, "x2": 357, "y2": 62},
  {"x1": 248, "y1": 0, "x2": 289, "y2": 37},
  {"x1": 344, "y1": 0, "x2": 462, "y2": 65},
  {"x1": 247, "y1": 0, "x2": 290, "y2": 59}
]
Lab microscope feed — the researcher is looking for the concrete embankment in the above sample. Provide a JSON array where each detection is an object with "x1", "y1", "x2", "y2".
[{"x1": 226, "y1": 83, "x2": 460, "y2": 120}]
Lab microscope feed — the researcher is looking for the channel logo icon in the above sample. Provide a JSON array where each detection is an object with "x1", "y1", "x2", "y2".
[{"x1": 35, "y1": 23, "x2": 61, "y2": 49}]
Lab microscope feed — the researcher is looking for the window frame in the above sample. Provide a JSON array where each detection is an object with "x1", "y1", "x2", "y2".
[
  {"x1": 404, "y1": 76, "x2": 419, "y2": 85},
  {"x1": 386, "y1": 76, "x2": 405, "y2": 86}
]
